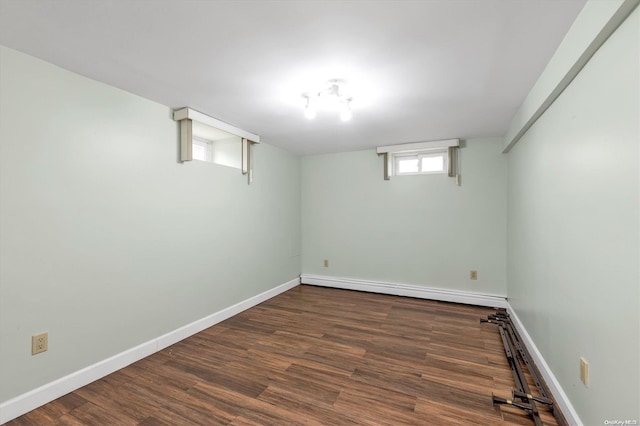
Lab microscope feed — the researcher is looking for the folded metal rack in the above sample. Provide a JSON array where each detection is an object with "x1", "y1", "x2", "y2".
[{"x1": 481, "y1": 310, "x2": 563, "y2": 426}]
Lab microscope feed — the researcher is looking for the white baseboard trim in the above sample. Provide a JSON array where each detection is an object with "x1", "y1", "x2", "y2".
[
  {"x1": 300, "y1": 274, "x2": 507, "y2": 308},
  {"x1": 506, "y1": 303, "x2": 582, "y2": 426},
  {"x1": 0, "y1": 277, "x2": 300, "y2": 425}
]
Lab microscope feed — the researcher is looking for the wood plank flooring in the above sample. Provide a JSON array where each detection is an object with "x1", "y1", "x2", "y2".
[{"x1": 6, "y1": 285, "x2": 559, "y2": 425}]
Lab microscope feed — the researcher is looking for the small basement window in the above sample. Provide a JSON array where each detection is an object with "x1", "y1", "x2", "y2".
[
  {"x1": 191, "y1": 122, "x2": 242, "y2": 169},
  {"x1": 192, "y1": 137, "x2": 212, "y2": 162},
  {"x1": 394, "y1": 150, "x2": 447, "y2": 175},
  {"x1": 376, "y1": 139, "x2": 460, "y2": 182},
  {"x1": 173, "y1": 108, "x2": 260, "y2": 184}
]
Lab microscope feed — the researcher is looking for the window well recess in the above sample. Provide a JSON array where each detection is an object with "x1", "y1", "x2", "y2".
[
  {"x1": 173, "y1": 108, "x2": 260, "y2": 184},
  {"x1": 376, "y1": 138, "x2": 460, "y2": 184}
]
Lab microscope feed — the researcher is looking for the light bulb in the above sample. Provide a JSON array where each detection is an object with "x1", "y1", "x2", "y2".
[
  {"x1": 304, "y1": 105, "x2": 316, "y2": 119},
  {"x1": 340, "y1": 104, "x2": 352, "y2": 122},
  {"x1": 304, "y1": 95, "x2": 316, "y2": 119}
]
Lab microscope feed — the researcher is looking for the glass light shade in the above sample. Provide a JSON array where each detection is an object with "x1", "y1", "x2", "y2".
[
  {"x1": 304, "y1": 105, "x2": 316, "y2": 119},
  {"x1": 340, "y1": 105, "x2": 352, "y2": 121}
]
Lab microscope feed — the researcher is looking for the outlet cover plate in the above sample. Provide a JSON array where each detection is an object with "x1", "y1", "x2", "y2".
[
  {"x1": 32, "y1": 332, "x2": 48, "y2": 355},
  {"x1": 579, "y1": 357, "x2": 589, "y2": 387}
]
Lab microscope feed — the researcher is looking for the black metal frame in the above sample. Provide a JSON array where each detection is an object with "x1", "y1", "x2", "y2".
[{"x1": 481, "y1": 310, "x2": 564, "y2": 426}]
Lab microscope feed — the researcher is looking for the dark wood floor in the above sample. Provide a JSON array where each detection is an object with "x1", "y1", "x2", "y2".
[{"x1": 7, "y1": 285, "x2": 558, "y2": 425}]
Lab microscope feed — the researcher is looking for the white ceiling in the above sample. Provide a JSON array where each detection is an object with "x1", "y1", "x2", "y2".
[{"x1": 0, "y1": 0, "x2": 586, "y2": 155}]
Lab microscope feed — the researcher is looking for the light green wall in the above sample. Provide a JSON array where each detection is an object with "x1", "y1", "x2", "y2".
[
  {"x1": 503, "y1": 0, "x2": 624, "y2": 150},
  {"x1": 0, "y1": 46, "x2": 301, "y2": 402},
  {"x1": 301, "y1": 139, "x2": 507, "y2": 296},
  {"x1": 506, "y1": 7, "x2": 639, "y2": 424},
  {"x1": 2, "y1": 5, "x2": 638, "y2": 423}
]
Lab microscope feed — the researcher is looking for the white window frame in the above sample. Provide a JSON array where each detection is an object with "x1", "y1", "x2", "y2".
[
  {"x1": 376, "y1": 139, "x2": 459, "y2": 181},
  {"x1": 393, "y1": 149, "x2": 448, "y2": 176},
  {"x1": 192, "y1": 137, "x2": 213, "y2": 162}
]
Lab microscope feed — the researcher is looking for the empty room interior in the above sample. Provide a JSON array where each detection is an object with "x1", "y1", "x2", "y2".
[{"x1": 0, "y1": 0, "x2": 638, "y2": 425}]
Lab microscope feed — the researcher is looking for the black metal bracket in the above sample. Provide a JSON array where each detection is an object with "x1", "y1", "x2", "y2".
[{"x1": 481, "y1": 311, "x2": 556, "y2": 426}]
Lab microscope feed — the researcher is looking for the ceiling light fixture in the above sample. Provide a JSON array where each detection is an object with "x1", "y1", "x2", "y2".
[
  {"x1": 304, "y1": 96, "x2": 316, "y2": 119},
  {"x1": 302, "y1": 79, "x2": 353, "y2": 122}
]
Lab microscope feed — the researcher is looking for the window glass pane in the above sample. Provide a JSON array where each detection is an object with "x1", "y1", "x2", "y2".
[
  {"x1": 192, "y1": 142, "x2": 207, "y2": 161},
  {"x1": 421, "y1": 155, "x2": 444, "y2": 172},
  {"x1": 397, "y1": 158, "x2": 419, "y2": 174},
  {"x1": 192, "y1": 121, "x2": 241, "y2": 169}
]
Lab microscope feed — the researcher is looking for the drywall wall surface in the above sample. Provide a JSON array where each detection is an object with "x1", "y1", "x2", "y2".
[
  {"x1": 0, "y1": 46, "x2": 301, "y2": 402},
  {"x1": 506, "y1": 7, "x2": 639, "y2": 424},
  {"x1": 301, "y1": 139, "x2": 507, "y2": 296},
  {"x1": 503, "y1": 0, "x2": 623, "y2": 150}
]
